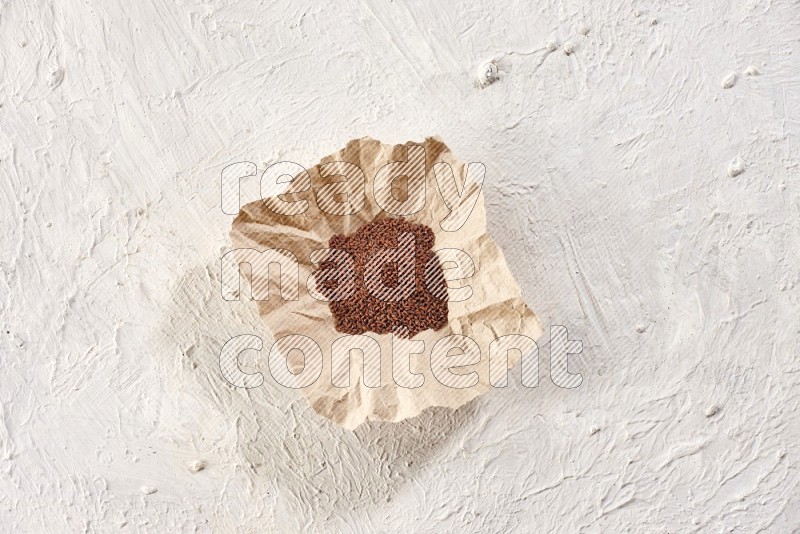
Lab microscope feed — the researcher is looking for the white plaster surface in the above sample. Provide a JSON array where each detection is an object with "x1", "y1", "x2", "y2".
[{"x1": 1, "y1": 0, "x2": 799, "y2": 532}]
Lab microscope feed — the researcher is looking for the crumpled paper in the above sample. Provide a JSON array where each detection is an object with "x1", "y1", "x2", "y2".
[{"x1": 229, "y1": 137, "x2": 541, "y2": 429}]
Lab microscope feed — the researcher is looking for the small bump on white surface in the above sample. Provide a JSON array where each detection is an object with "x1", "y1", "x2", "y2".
[
  {"x1": 47, "y1": 67, "x2": 65, "y2": 88},
  {"x1": 189, "y1": 460, "x2": 206, "y2": 473},
  {"x1": 476, "y1": 60, "x2": 499, "y2": 88},
  {"x1": 745, "y1": 65, "x2": 761, "y2": 76},
  {"x1": 721, "y1": 71, "x2": 737, "y2": 89},
  {"x1": 728, "y1": 156, "x2": 746, "y2": 177}
]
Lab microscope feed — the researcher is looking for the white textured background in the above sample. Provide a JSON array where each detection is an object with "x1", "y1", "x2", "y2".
[{"x1": 1, "y1": 0, "x2": 799, "y2": 532}]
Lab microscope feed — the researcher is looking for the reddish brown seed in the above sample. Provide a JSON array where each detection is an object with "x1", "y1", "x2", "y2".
[{"x1": 318, "y1": 218, "x2": 449, "y2": 338}]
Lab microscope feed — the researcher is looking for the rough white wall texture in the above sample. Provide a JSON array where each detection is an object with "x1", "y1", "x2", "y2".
[{"x1": 1, "y1": 0, "x2": 799, "y2": 532}]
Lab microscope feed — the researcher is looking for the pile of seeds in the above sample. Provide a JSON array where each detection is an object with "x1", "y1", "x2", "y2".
[{"x1": 318, "y1": 217, "x2": 449, "y2": 338}]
